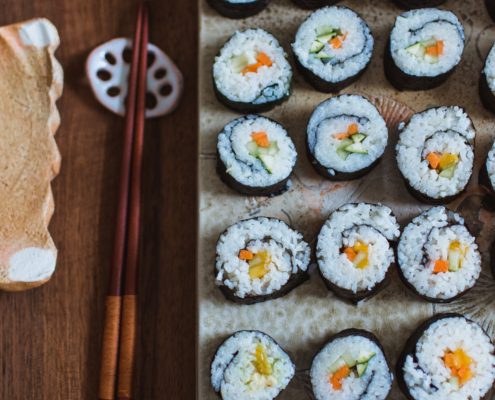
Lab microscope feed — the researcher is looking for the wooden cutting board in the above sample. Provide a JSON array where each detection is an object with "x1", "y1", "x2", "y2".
[{"x1": 0, "y1": 0, "x2": 197, "y2": 399}]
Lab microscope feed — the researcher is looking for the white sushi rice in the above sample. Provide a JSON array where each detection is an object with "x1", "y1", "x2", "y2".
[
  {"x1": 486, "y1": 140, "x2": 495, "y2": 189},
  {"x1": 311, "y1": 334, "x2": 392, "y2": 400},
  {"x1": 307, "y1": 95, "x2": 388, "y2": 175},
  {"x1": 403, "y1": 316, "x2": 495, "y2": 400},
  {"x1": 317, "y1": 203, "x2": 400, "y2": 293},
  {"x1": 397, "y1": 207, "x2": 481, "y2": 300},
  {"x1": 213, "y1": 29, "x2": 292, "y2": 104},
  {"x1": 292, "y1": 6, "x2": 373, "y2": 83},
  {"x1": 217, "y1": 115, "x2": 297, "y2": 187},
  {"x1": 390, "y1": 8, "x2": 464, "y2": 77},
  {"x1": 216, "y1": 217, "x2": 311, "y2": 298},
  {"x1": 211, "y1": 331, "x2": 295, "y2": 400},
  {"x1": 396, "y1": 106, "x2": 475, "y2": 199},
  {"x1": 484, "y1": 43, "x2": 495, "y2": 92}
]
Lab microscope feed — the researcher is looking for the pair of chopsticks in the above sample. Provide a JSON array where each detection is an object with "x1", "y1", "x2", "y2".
[{"x1": 98, "y1": 2, "x2": 148, "y2": 400}]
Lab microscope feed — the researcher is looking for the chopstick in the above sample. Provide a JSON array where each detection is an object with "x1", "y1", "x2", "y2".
[
  {"x1": 116, "y1": 2, "x2": 148, "y2": 400},
  {"x1": 97, "y1": 3, "x2": 148, "y2": 400}
]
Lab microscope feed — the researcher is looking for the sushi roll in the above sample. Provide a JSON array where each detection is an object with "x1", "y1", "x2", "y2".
[
  {"x1": 396, "y1": 106, "x2": 475, "y2": 204},
  {"x1": 307, "y1": 94, "x2": 388, "y2": 181},
  {"x1": 215, "y1": 217, "x2": 311, "y2": 304},
  {"x1": 310, "y1": 329, "x2": 393, "y2": 400},
  {"x1": 291, "y1": 0, "x2": 340, "y2": 10},
  {"x1": 207, "y1": 0, "x2": 270, "y2": 19},
  {"x1": 211, "y1": 330, "x2": 295, "y2": 400},
  {"x1": 292, "y1": 6, "x2": 374, "y2": 93},
  {"x1": 216, "y1": 115, "x2": 297, "y2": 197},
  {"x1": 479, "y1": 139, "x2": 495, "y2": 200},
  {"x1": 392, "y1": 0, "x2": 447, "y2": 9},
  {"x1": 316, "y1": 203, "x2": 400, "y2": 303},
  {"x1": 480, "y1": 43, "x2": 495, "y2": 115},
  {"x1": 397, "y1": 207, "x2": 481, "y2": 303},
  {"x1": 385, "y1": 8, "x2": 465, "y2": 91},
  {"x1": 213, "y1": 29, "x2": 292, "y2": 113},
  {"x1": 397, "y1": 314, "x2": 495, "y2": 400},
  {"x1": 486, "y1": 0, "x2": 495, "y2": 23}
]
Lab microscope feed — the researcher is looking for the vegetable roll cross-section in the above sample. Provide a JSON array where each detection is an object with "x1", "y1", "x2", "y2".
[
  {"x1": 397, "y1": 207, "x2": 481, "y2": 303},
  {"x1": 310, "y1": 329, "x2": 393, "y2": 400},
  {"x1": 386, "y1": 8, "x2": 465, "y2": 91},
  {"x1": 215, "y1": 217, "x2": 311, "y2": 304},
  {"x1": 292, "y1": 6, "x2": 374, "y2": 93},
  {"x1": 397, "y1": 314, "x2": 495, "y2": 400},
  {"x1": 396, "y1": 106, "x2": 475, "y2": 204},
  {"x1": 207, "y1": 0, "x2": 270, "y2": 19},
  {"x1": 480, "y1": 43, "x2": 495, "y2": 115},
  {"x1": 213, "y1": 29, "x2": 292, "y2": 113},
  {"x1": 307, "y1": 95, "x2": 388, "y2": 181},
  {"x1": 211, "y1": 330, "x2": 295, "y2": 400},
  {"x1": 479, "y1": 139, "x2": 495, "y2": 202},
  {"x1": 217, "y1": 115, "x2": 297, "y2": 196},
  {"x1": 316, "y1": 203, "x2": 400, "y2": 303}
]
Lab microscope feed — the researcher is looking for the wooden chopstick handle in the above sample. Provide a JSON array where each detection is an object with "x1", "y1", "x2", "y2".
[
  {"x1": 98, "y1": 296, "x2": 122, "y2": 400},
  {"x1": 116, "y1": 295, "x2": 137, "y2": 400}
]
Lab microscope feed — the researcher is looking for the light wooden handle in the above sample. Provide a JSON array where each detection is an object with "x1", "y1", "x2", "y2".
[
  {"x1": 98, "y1": 296, "x2": 122, "y2": 400},
  {"x1": 116, "y1": 295, "x2": 137, "y2": 399}
]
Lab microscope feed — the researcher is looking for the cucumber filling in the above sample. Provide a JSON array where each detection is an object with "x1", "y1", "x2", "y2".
[
  {"x1": 405, "y1": 38, "x2": 444, "y2": 64},
  {"x1": 336, "y1": 132, "x2": 368, "y2": 160},
  {"x1": 328, "y1": 350, "x2": 376, "y2": 390},
  {"x1": 309, "y1": 26, "x2": 345, "y2": 63},
  {"x1": 246, "y1": 138, "x2": 279, "y2": 174}
]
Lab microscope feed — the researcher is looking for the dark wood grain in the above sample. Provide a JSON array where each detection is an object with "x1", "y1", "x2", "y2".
[{"x1": 0, "y1": 1, "x2": 198, "y2": 399}]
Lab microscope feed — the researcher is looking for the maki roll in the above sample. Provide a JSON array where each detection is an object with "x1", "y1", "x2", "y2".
[
  {"x1": 310, "y1": 329, "x2": 393, "y2": 399},
  {"x1": 385, "y1": 8, "x2": 465, "y2": 91},
  {"x1": 213, "y1": 29, "x2": 292, "y2": 113},
  {"x1": 307, "y1": 94, "x2": 388, "y2": 181},
  {"x1": 393, "y1": 0, "x2": 446, "y2": 9},
  {"x1": 207, "y1": 0, "x2": 270, "y2": 19},
  {"x1": 217, "y1": 115, "x2": 297, "y2": 196},
  {"x1": 397, "y1": 314, "x2": 495, "y2": 400},
  {"x1": 316, "y1": 203, "x2": 400, "y2": 303},
  {"x1": 211, "y1": 330, "x2": 295, "y2": 399},
  {"x1": 215, "y1": 217, "x2": 311, "y2": 304},
  {"x1": 480, "y1": 43, "x2": 495, "y2": 115},
  {"x1": 479, "y1": 139, "x2": 495, "y2": 199},
  {"x1": 397, "y1": 207, "x2": 481, "y2": 303},
  {"x1": 291, "y1": 0, "x2": 340, "y2": 10},
  {"x1": 396, "y1": 106, "x2": 475, "y2": 204},
  {"x1": 292, "y1": 6, "x2": 374, "y2": 93}
]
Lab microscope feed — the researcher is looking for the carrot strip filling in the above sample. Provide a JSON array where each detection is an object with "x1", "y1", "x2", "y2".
[
  {"x1": 433, "y1": 259, "x2": 449, "y2": 274},
  {"x1": 329, "y1": 365, "x2": 351, "y2": 390},
  {"x1": 239, "y1": 249, "x2": 254, "y2": 260},
  {"x1": 334, "y1": 123, "x2": 359, "y2": 140},
  {"x1": 251, "y1": 131, "x2": 270, "y2": 148},
  {"x1": 444, "y1": 348, "x2": 473, "y2": 386},
  {"x1": 330, "y1": 32, "x2": 348, "y2": 49},
  {"x1": 241, "y1": 51, "x2": 273, "y2": 75}
]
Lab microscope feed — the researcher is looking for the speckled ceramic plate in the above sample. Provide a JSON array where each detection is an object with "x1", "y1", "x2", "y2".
[{"x1": 199, "y1": 1, "x2": 495, "y2": 398}]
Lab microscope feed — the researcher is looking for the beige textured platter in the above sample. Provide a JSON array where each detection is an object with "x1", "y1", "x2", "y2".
[
  {"x1": 199, "y1": 1, "x2": 495, "y2": 398},
  {"x1": 0, "y1": 19, "x2": 62, "y2": 291}
]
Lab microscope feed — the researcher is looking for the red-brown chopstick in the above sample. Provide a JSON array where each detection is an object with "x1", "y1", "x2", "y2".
[
  {"x1": 116, "y1": 2, "x2": 148, "y2": 400},
  {"x1": 97, "y1": 3, "x2": 147, "y2": 400}
]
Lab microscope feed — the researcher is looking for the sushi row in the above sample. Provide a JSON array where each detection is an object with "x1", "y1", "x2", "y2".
[
  {"x1": 207, "y1": 0, "x2": 449, "y2": 19},
  {"x1": 212, "y1": 6, "x2": 475, "y2": 113},
  {"x1": 211, "y1": 314, "x2": 495, "y2": 400},
  {"x1": 217, "y1": 96, "x2": 482, "y2": 206},
  {"x1": 215, "y1": 204, "x2": 482, "y2": 304}
]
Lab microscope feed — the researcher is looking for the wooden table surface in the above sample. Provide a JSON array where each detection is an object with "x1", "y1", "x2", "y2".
[{"x1": 0, "y1": 1, "x2": 197, "y2": 399}]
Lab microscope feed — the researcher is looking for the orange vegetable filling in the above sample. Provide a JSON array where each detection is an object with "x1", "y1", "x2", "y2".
[
  {"x1": 444, "y1": 348, "x2": 474, "y2": 386},
  {"x1": 426, "y1": 152, "x2": 459, "y2": 171},
  {"x1": 343, "y1": 241, "x2": 369, "y2": 269},
  {"x1": 251, "y1": 131, "x2": 270, "y2": 148},
  {"x1": 330, "y1": 32, "x2": 348, "y2": 49},
  {"x1": 334, "y1": 123, "x2": 359, "y2": 140},
  {"x1": 329, "y1": 365, "x2": 351, "y2": 390},
  {"x1": 433, "y1": 259, "x2": 449, "y2": 274},
  {"x1": 241, "y1": 52, "x2": 273, "y2": 75},
  {"x1": 239, "y1": 249, "x2": 254, "y2": 260},
  {"x1": 344, "y1": 247, "x2": 357, "y2": 262},
  {"x1": 425, "y1": 40, "x2": 444, "y2": 57}
]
